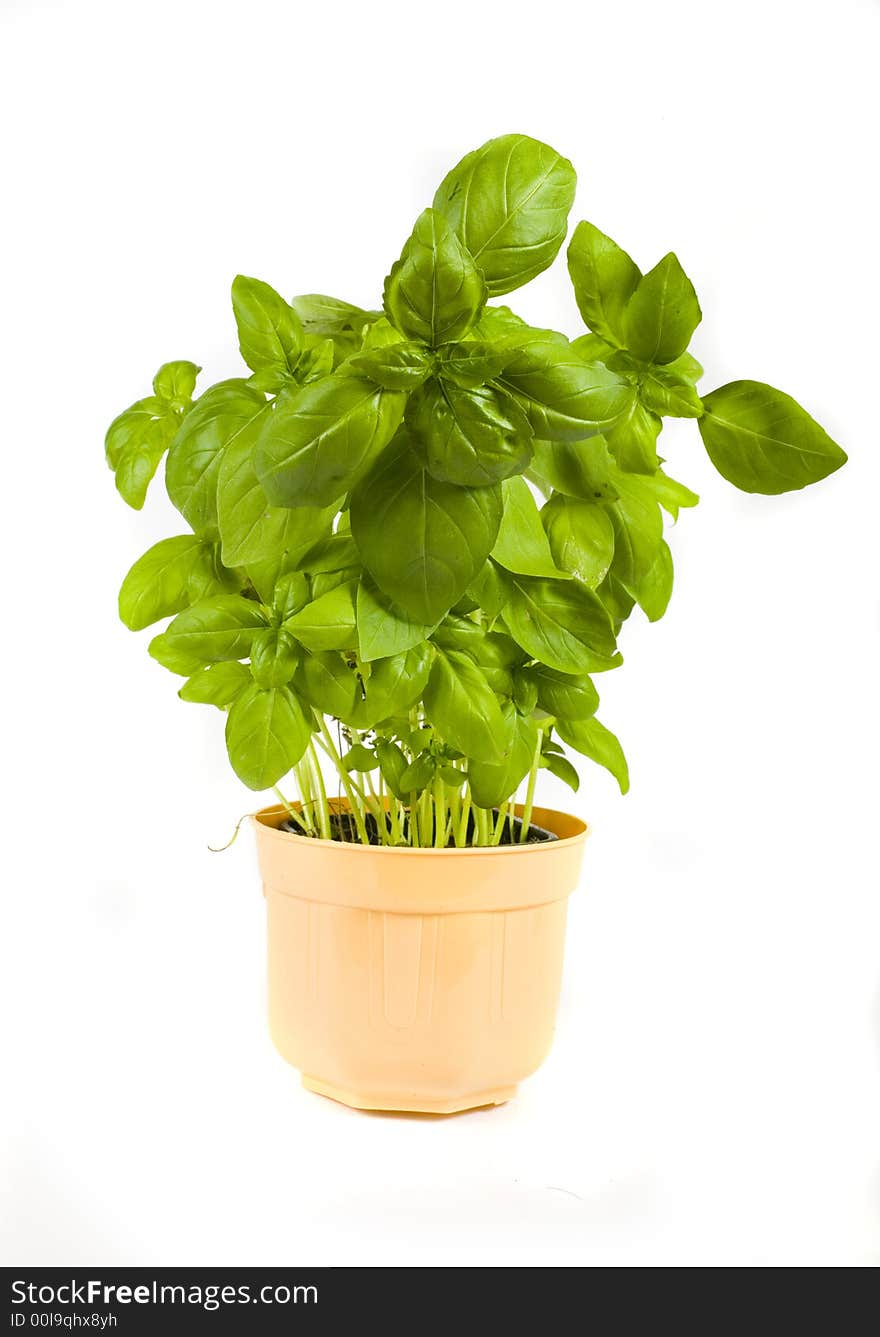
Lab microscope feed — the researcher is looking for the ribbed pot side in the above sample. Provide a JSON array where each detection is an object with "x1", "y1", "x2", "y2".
[{"x1": 252, "y1": 802, "x2": 588, "y2": 1114}]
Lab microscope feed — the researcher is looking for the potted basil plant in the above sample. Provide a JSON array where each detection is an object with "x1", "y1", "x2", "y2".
[{"x1": 108, "y1": 134, "x2": 846, "y2": 1113}]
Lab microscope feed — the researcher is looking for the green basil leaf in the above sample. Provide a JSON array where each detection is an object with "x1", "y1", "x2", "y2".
[
  {"x1": 270, "y1": 571, "x2": 311, "y2": 621},
  {"x1": 347, "y1": 342, "x2": 432, "y2": 390},
  {"x1": 284, "y1": 579, "x2": 358, "y2": 651},
  {"x1": 422, "y1": 648, "x2": 507, "y2": 763},
  {"x1": 105, "y1": 395, "x2": 164, "y2": 468},
  {"x1": 255, "y1": 374, "x2": 405, "y2": 508},
  {"x1": 106, "y1": 398, "x2": 180, "y2": 510},
  {"x1": 605, "y1": 471, "x2": 665, "y2": 588},
  {"x1": 540, "y1": 749, "x2": 580, "y2": 792},
  {"x1": 647, "y1": 468, "x2": 699, "y2": 520},
  {"x1": 293, "y1": 336, "x2": 336, "y2": 385},
  {"x1": 433, "y1": 134, "x2": 576, "y2": 296},
  {"x1": 217, "y1": 434, "x2": 335, "y2": 568},
  {"x1": 541, "y1": 495, "x2": 615, "y2": 587},
  {"x1": 352, "y1": 645, "x2": 432, "y2": 729},
  {"x1": 399, "y1": 752, "x2": 436, "y2": 793},
  {"x1": 491, "y1": 476, "x2": 568, "y2": 578},
  {"x1": 300, "y1": 533, "x2": 359, "y2": 574},
  {"x1": 570, "y1": 333, "x2": 617, "y2": 364},
  {"x1": 436, "y1": 341, "x2": 510, "y2": 389},
  {"x1": 626, "y1": 538, "x2": 673, "y2": 622},
  {"x1": 665, "y1": 350, "x2": 704, "y2": 385},
  {"x1": 356, "y1": 576, "x2": 436, "y2": 662},
  {"x1": 289, "y1": 294, "x2": 380, "y2": 354},
  {"x1": 383, "y1": 207, "x2": 486, "y2": 346},
  {"x1": 178, "y1": 661, "x2": 251, "y2": 709},
  {"x1": 225, "y1": 683, "x2": 312, "y2": 790},
  {"x1": 376, "y1": 741, "x2": 411, "y2": 802},
  {"x1": 118, "y1": 535, "x2": 218, "y2": 631},
  {"x1": 499, "y1": 338, "x2": 631, "y2": 441},
  {"x1": 466, "y1": 559, "x2": 512, "y2": 620},
  {"x1": 636, "y1": 364, "x2": 704, "y2": 419},
  {"x1": 468, "y1": 304, "x2": 531, "y2": 345},
  {"x1": 623, "y1": 253, "x2": 701, "y2": 365},
  {"x1": 153, "y1": 361, "x2": 201, "y2": 404},
  {"x1": 567, "y1": 220, "x2": 641, "y2": 345},
  {"x1": 350, "y1": 435, "x2": 503, "y2": 624},
  {"x1": 698, "y1": 380, "x2": 846, "y2": 494},
  {"x1": 166, "y1": 380, "x2": 269, "y2": 535},
  {"x1": 529, "y1": 437, "x2": 619, "y2": 502},
  {"x1": 604, "y1": 394, "x2": 663, "y2": 474},
  {"x1": 294, "y1": 651, "x2": 359, "y2": 723},
  {"x1": 556, "y1": 715, "x2": 629, "y2": 793},
  {"x1": 344, "y1": 743, "x2": 379, "y2": 773},
  {"x1": 231, "y1": 275, "x2": 302, "y2": 384},
  {"x1": 407, "y1": 378, "x2": 533, "y2": 487},
  {"x1": 148, "y1": 632, "x2": 209, "y2": 676},
  {"x1": 512, "y1": 670, "x2": 538, "y2": 717},
  {"x1": 468, "y1": 704, "x2": 538, "y2": 808},
  {"x1": 430, "y1": 614, "x2": 485, "y2": 656},
  {"x1": 250, "y1": 627, "x2": 300, "y2": 687},
  {"x1": 528, "y1": 664, "x2": 599, "y2": 720},
  {"x1": 597, "y1": 572, "x2": 637, "y2": 635},
  {"x1": 503, "y1": 576, "x2": 619, "y2": 674},
  {"x1": 164, "y1": 594, "x2": 268, "y2": 663}
]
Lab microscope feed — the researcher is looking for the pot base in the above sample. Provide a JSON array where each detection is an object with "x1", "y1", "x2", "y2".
[{"x1": 301, "y1": 1074, "x2": 517, "y2": 1115}]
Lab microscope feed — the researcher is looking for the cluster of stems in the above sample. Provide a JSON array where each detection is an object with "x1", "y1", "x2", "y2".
[{"x1": 272, "y1": 716, "x2": 544, "y2": 848}]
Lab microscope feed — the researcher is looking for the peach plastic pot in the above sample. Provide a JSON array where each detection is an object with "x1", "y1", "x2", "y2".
[{"x1": 252, "y1": 801, "x2": 588, "y2": 1114}]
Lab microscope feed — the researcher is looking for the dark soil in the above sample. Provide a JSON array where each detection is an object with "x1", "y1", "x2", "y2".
[{"x1": 281, "y1": 810, "x2": 557, "y2": 846}]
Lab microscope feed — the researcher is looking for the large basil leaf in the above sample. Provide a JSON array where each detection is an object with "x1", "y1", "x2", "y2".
[
  {"x1": 225, "y1": 683, "x2": 312, "y2": 790},
  {"x1": 407, "y1": 378, "x2": 533, "y2": 487},
  {"x1": 356, "y1": 577, "x2": 435, "y2": 662},
  {"x1": 556, "y1": 715, "x2": 629, "y2": 793},
  {"x1": 541, "y1": 495, "x2": 615, "y2": 587},
  {"x1": 350, "y1": 436, "x2": 503, "y2": 624},
  {"x1": 491, "y1": 477, "x2": 567, "y2": 578},
  {"x1": 529, "y1": 437, "x2": 619, "y2": 502},
  {"x1": 294, "y1": 651, "x2": 359, "y2": 723},
  {"x1": 698, "y1": 381, "x2": 846, "y2": 494},
  {"x1": 352, "y1": 645, "x2": 432, "y2": 729},
  {"x1": 148, "y1": 632, "x2": 208, "y2": 677},
  {"x1": 255, "y1": 373, "x2": 405, "y2": 508},
  {"x1": 629, "y1": 539, "x2": 674, "y2": 622},
  {"x1": 567, "y1": 220, "x2": 641, "y2": 346},
  {"x1": 164, "y1": 594, "x2": 268, "y2": 662},
  {"x1": 217, "y1": 435, "x2": 335, "y2": 567},
  {"x1": 383, "y1": 208, "x2": 486, "y2": 346},
  {"x1": 433, "y1": 134, "x2": 577, "y2": 296},
  {"x1": 422, "y1": 648, "x2": 507, "y2": 762},
  {"x1": 166, "y1": 380, "x2": 269, "y2": 535},
  {"x1": 231, "y1": 275, "x2": 302, "y2": 387},
  {"x1": 468, "y1": 704, "x2": 538, "y2": 808},
  {"x1": 623, "y1": 253, "x2": 701, "y2": 365},
  {"x1": 284, "y1": 579, "x2": 358, "y2": 651},
  {"x1": 178, "y1": 661, "x2": 251, "y2": 709},
  {"x1": 500, "y1": 339, "x2": 631, "y2": 440},
  {"x1": 503, "y1": 576, "x2": 618, "y2": 674},
  {"x1": 118, "y1": 535, "x2": 218, "y2": 631}
]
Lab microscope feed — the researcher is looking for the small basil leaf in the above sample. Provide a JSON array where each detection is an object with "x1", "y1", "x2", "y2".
[
  {"x1": 352, "y1": 645, "x2": 432, "y2": 729},
  {"x1": 255, "y1": 374, "x2": 405, "y2": 508},
  {"x1": 356, "y1": 576, "x2": 436, "y2": 662},
  {"x1": 468, "y1": 705, "x2": 538, "y2": 808},
  {"x1": 499, "y1": 338, "x2": 631, "y2": 441},
  {"x1": 698, "y1": 381, "x2": 846, "y2": 494},
  {"x1": 491, "y1": 477, "x2": 568, "y2": 578},
  {"x1": 178, "y1": 661, "x2": 251, "y2": 709},
  {"x1": 605, "y1": 471, "x2": 665, "y2": 588},
  {"x1": 106, "y1": 398, "x2": 180, "y2": 510},
  {"x1": 225, "y1": 684, "x2": 312, "y2": 790},
  {"x1": 466, "y1": 559, "x2": 512, "y2": 621},
  {"x1": 529, "y1": 437, "x2": 619, "y2": 503},
  {"x1": 148, "y1": 632, "x2": 209, "y2": 677},
  {"x1": 153, "y1": 361, "x2": 201, "y2": 405},
  {"x1": 637, "y1": 365, "x2": 704, "y2": 419},
  {"x1": 283, "y1": 579, "x2": 358, "y2": 652},
  {"x1": 528, "y1": 665, "x2": 599, "y2": 720},
  {"x1": 407, "y1": 378, "x2": 533, "y2": 487},
  {"x1": 350, "y1": 434, "x2": 503, "y2": 625},
  {"x1": 541, "y1": 495, "x2": 615, "y2": 588},
  {"x1": 376, "y1": 741, "x2": 413, "y2": 801},
  {"x1": 512, "y1": 670, "x2": 538, "y2": 717},
  {"x1": 399, "y1": 752, "x2": 436, "y2": 793},
  {"x1": 556, "y1": 715, "x2": 629, "y2": 794},
  {"x1": 436, "y1": 341, "x2": 511, "y2": 389},
  {"x1": 344, "y1": 743, "x2": 379, "y2": 772},
  {"x1": 383, "y1": 207, "x2": 486, "y2": 346},
  {"x1": 623, "y1": 253, "x2": 701, "y2": 365},
  {"x1": 164, "y1": 594, "x2": 268, "y2": 663},
  {"x1": 348, "y1": 342, "x2": 432, "y2": 391},
  {"x1": 294, "y1": 651, "x2": 359, "y2": 723},
  {"x1": 289, "y1": 294, "x2": 380, "y2": 352},
  {"x1": 433, "y1": 134, "x2": 576, "y2": 296},
  {"x1": 604, "y1": 394, "x2": 663, "y2": 474},
  {"x1": 540, "y1": 750, "x2": 580, "y2": 792},
  {"x1": 567, "y1": 220, "x2": 641, "y2": 346},
  {"x1": 626, "y1": 539, "x2": 673, "y2": 622},
  {"x1": 250, "y1": 627, "x2": 300, "y2": 687},
  {"x1": 231, "y1": 275, "x2": 303, "y2": 382}
]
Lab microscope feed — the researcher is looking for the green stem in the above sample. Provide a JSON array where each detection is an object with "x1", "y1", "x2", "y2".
[
  {"x1": 518, "y1": 727, "x2": 545, "y2": 844},
  {"x1": 316, "y1": 718, "x2": 370, "y2": 844},
  {"x1": 307, "y1": 740, "x2": 331, "y2": 839},
  {"x1": 272, "y1": 785, "x2": 311, "y2": 835}
]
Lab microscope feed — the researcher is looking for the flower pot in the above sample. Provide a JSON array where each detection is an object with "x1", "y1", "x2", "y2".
[{"x1": 252, "y1": 802, "x2": 588, "y2": 1114}]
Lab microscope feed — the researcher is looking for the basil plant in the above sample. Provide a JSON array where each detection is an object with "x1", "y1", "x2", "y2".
[{"x1": 108, "y1": 134, "x2": 846, "y2": 847}]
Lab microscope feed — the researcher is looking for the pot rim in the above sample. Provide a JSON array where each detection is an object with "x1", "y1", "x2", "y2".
[{"x1": 252, "y1": 799, "x2": 588, "y2": 856}]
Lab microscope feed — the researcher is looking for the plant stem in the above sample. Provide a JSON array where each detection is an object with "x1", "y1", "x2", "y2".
[
  {"x1": 518, "y1": 727, "x2": 545, "y2": 843},
  {"x1": 307, "y1": 740, "x2": 331, "y2": 839},
  {"x1": 316, "y1": 718, "x2": 370, "y2": 844},
  {"x1": 273, "y1": 785, "x2": 311, "y2": 835}
]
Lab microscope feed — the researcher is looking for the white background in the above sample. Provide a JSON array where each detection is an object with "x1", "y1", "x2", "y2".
[{"x1": 2, "y1": 0, "x2": 878, "y2": 1268}]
